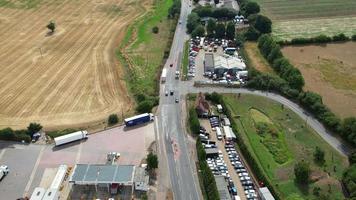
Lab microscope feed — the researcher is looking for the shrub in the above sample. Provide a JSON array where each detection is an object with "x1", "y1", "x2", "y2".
[
  {"x1": 294, "y1": 161, "x2": 310, "y2": 184},
  {"x1": 332, "y1": 33, "x2": 349, "y2": 42},
  {"x1": 342, "y1": 165, "x2": 356, "y2": 198},
  {"x1": 352, "y1": 34, "x2": 356, "y2": 41},
  {"x1": 108, "y1": 114, "x2": 119, "y2": 125},
  {"x1": 27, "y1": 123, "x2": 43, "y2": 138},
  {"x1": 189, "y1": 107, "x2": 200, "y2": 135},
  {"x1": 147, "y1": 152, "x2": 158, "y2": 170},
  {"x1": 152, "y1": 26, "x2": 159, "y2": 34},
  {"x1": 136, "y1": 100, "x2": 153, "y2": 113}
]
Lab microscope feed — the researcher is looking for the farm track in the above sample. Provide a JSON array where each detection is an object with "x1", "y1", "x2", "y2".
[{"x1": 0, "y1": 0, "x2": 147, "y2": 129}]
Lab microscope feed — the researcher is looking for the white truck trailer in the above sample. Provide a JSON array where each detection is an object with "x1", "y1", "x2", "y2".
[
  {"x1": 30, "y1": 187, "x2": 46, "y2": 200},
  {"x1": 54, "y1": 131, "x2": 88, "y2": 146},
  {"x1": 0, "y1": 165, "x2": 9, "y2": 180},
  {"x1": 161, "y1": 68, "x2": 167, "y2": 83}
]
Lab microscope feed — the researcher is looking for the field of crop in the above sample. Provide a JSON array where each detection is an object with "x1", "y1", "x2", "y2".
[
  {"x1": 224, "y1": 94, "x2": 348, "y2": 200},
  {"x1": 252, "y1": 0, "x2": 356, "y2": 40},
  {"x1": 282, "y1": 42, "x2": 356, "y2": 118},
  {"x1": 0, "y1": 0, "x2": 150, "y2": 129}
]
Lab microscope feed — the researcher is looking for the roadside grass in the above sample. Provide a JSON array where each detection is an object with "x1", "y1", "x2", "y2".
[
  {"x1": 46, "y1": 128, "x2": 78, "y2": 139},
  {"x1": 118, "y1": 0, "x2": 175, "y2": 96},
  {"x1": 244, "y1": 42, "x2": 274, "y2": 74},
  {"x1": 223, "y1": 94, "x2": 348, "y2": 199},
  {"x1": 302, "y1": 58, "x2": 356, "y2": 92},
  {"x1": 249, "y1": 108, "x2": 272, "y2": 124},
  {"x1": 182, "y1": 40, "x2": 189, "y2": 80}
]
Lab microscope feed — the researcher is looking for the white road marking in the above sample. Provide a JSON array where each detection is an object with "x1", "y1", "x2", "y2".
[
  {"x1": 75, "y1": 140, "x2": 84, "y2": 163},
  {"x1": 23, "y1": 145, "x2": 45, "y2": 197},
  {"x1": 0, "y1": 148, "x2": 6, "y2": 162}
]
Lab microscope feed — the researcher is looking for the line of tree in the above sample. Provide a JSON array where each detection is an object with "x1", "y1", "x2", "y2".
[
  {"x1": 188, "y1": 107, "x2": 200, "y2": 135},
  {"x1": 0, "y1": 122, "x2": 43, "y2": 143},
  {"x1": 196, "y1": 138, "x2": 220, "y2": 200},
  {"x1": 168, "y1": 0, "x2": 181, "y2": 19},
  {"x1": 278, "y1": 33, "x2": 356, "y2": 45},
  {"x1": 135, "y1": 93, "x2": 159, "y2": 113},
  {"x1": 192, "y1": 6, "x2": 238, "y2": 20},
  {"x1": 257, "y1": 34, "x2": 304, "y2": 90}
]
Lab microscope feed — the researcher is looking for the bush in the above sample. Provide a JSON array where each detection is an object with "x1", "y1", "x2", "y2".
[
  {"x1": 27, "y1": 123, "x2": 43, "y2": 138},
  {"x1": 294, "y1": 161, "x2": 310, "y2": 184},
  {"x1": 0, "y1": 128, "x2": 31, "y2": 143},
  {"x1": 191, "y1": 25, "x2": 205, "y2": 38},
  {"x1": 314, "y1": 146, "x2": 325, "y2": 164},
  {"x1": 332, "y1": 33, "x2": 349, "y2": 41},
  {"x1": 352, "y1": 34, "x2": 356, "y2": 41},
  {"x1": 342, "y1": 164, "x2": 356, "y2": 198},
  {"x1": 254, "y1": 15, "x2": 272, "y2": 34},
  {"x1": 152, "y1": 26, "x2": 159, "y2": 34},
  {"x1": 108, "y1": 114, "x2": 119, "y2": 125},
  {"x1": 244, "y1": 26, "x2": 260, "y2": 41},
  {"x1": 136, "y1": 100, "x2": 153, "y2": 113},
  {"x1": 147, "y1": 152, "x2": 158, "y2": 170},
  {"x1": 189, "y1": 107, "x2": 200, "y2": 135},
  {"x1": 241, "y1": 1, "x2": 260, "y2": 17},
  {"x1": 187, "y1": 12, "x2": 201, "y2": 33}
]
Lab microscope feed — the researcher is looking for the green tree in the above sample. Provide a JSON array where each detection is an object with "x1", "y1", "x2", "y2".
[
  {"x1": 27, "y1": 123, "x2": 43, "y2": 138},
  {"x1": 147, "y1": 152, "x2": 158, "y2": 170},
  {"x1": 267, "y1": 44, "x2": 282, "y2": 63},
  {"x1": 244, "y1": 26, "x2": 260, "y2": 41},
  {"x1": 193, "y1": 0, "x2": 199, "y2": 3},
  {"x1": 189, "y1": 107, "x2": 200, "y2": 135},
  {"x1": 342, "y1": 117, "x2": 356, "y2": 146},
  {"x1": 168, "y1": 0, "x2": 181, "y2": 18},
  {"x1": 191, "y1": 25, "x2": 205, "y2": 38},
  {"x1": 214, "y1": 23, "x2": 225, "y2": 38},
  {"x1": 47, "y1": 21, "x2": 56, "y2": 33},
  {"x1": 294, "y1": 161, "x2": 310, "y2": 184},
  {"x1": 206, "y1": 19, "x2": 216, "y2": 37},
  {"x1": 193, "y1": 6, "x2": 213, "y2": 18},
  {"x1": 152, "y1": 26, "x2": 159, "y2": 34},
  {"x1": 235, "y1": 32, "x2": 245, "y2": 47},
  {"x1": 342, "y1": 165, "x2": 356, "y2": 198},
  {"x1": 225, "y1": 21, "x2": 235, "y2": 40},
  {"x1": 349, "y1": 151, "x2": 356, "y2": 164},
  {"x1": 187, "y1": 12, "x2": 201, "y2": 33},
  {"x1": 314, "y1": 146, "x2": 325, "y2": 164},
  {"x1": 108, "y1": 114, "x2": 119, "y2": 125},
  {"x1": 254, "y1": 15, "x2": 272, "y2": 34},
  {"x1": 136, "y1": 100, "x2": 153, "y2": 113},
  {"x1": 243, "y1": 2, "x2": 260, "y2": 17}
]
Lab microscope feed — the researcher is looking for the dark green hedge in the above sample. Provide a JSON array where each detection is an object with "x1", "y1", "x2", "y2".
[
  {"x1": 0, "y1": 128, "x2": 31, "y2": 143},
  {"x1": 278, "y1": 33, "x2": 355, "y2": 45}
]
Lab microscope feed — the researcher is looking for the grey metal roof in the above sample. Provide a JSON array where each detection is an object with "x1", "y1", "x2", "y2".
[
  {"x1": 69, "y1": 164, "x2": 135, "y2": 185},
  {"x1": 205, "y1": 148, "x2": 219, "y2": 155},
  {"x1": 215, "y1": 175, "x2": 232, "y2": 200},
  {"x1": 205, "y1": 53, "x2": 214, "y2": 68}
]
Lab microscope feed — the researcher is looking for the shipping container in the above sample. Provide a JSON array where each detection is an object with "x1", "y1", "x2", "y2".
[{"x1": 54, "y1": 131, "x2": 88, "y2": 146}]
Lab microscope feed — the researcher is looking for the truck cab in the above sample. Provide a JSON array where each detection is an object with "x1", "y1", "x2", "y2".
[{"x1": 0, "y1": 165, "x2": 9, "y2": 180}]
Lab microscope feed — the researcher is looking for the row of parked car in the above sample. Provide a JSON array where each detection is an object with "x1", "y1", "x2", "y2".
[
  {"x1": 188, "y1": 39, "x2": 199, "y2": 78},
  {"x1": 225, "y1": 141, "x2": 258, "y2": 200}
]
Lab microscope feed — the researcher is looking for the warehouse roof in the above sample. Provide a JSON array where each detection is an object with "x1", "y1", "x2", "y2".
[
  {"x1": 69, "y1": 164, "x2": 135, "y2": 185},
  {"x1": 205, "y1": 148, "x2": 219, "y2": 155},
  {"x1": 214, "y1": 55, "x2": 246, "y2": 70},
  {"x1": 205, "y1": 53, "x2": 214, "y2": 68},
  {"x1": 215, "y1": 175, "x2": 232, "y2": 200}
]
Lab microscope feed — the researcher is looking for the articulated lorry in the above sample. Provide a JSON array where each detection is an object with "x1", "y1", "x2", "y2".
[
  {"x1": 124, "y1": 113, "x2": 154, "y2": 127},
  {"x1": 54, "y1": 131, "x2": 88, "y2": 146},
  {"x1": 0, "y1": 165, "x2": 9, "y2": 181},
  {"x1": 161, "y1": 68, "x2": 167, "y2": 83}
]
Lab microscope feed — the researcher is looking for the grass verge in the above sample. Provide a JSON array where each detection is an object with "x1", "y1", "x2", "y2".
[
  {"x1": 223, "y1": 93, "x2": 347, "y2": 200},
  {"x1": 182, "y1": 40, "x2": 189, "y2": 80}
]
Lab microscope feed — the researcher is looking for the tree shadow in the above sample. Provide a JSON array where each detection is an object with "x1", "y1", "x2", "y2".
[
  {"x1": 294, "y1": 179, "x2": 310, "y2": 196},
  {"x1": 45, "y1": 31, "x2": 54, "y2": 37}
]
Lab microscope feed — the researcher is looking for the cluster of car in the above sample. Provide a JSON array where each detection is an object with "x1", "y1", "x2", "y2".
[
  {"x1": 209, "y1": 116, "x2": 220, "y2": 128},
  {"x1": 225, "y1": 141, "x2": 258, "y2": 200},
  {"x1": 187, "y1": 39, "x2": 199, "y2": 78},
  {"x1": 164, "y1": 89, "x2": 179, "y2": 103}
]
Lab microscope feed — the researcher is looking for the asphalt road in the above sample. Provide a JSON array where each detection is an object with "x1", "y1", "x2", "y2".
[
  {"x1": 180, "y1": 83, "x2": 352, "y2": 157},
  {"x1": 155, "y1": 0, "x2": 203, "y2": 199}
]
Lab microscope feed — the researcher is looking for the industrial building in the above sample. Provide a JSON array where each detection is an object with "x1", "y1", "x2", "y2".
[
  {"x1": 214, "y1": 55, "x2": 246, "y2": 77},
  {"x1": 204, "y1": 53, "x2": 215, "y2": 73}
]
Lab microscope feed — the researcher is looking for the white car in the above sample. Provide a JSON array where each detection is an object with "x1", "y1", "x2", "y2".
[{"x1": 239, "y1": 172, "x2": 249, "y2": 177}]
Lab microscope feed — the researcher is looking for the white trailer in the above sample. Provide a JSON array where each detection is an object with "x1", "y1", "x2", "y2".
[
  {"x1": 161, "y1": 68, "x2": 167, "y2": 83},
  {"x1": 50, "y1": 165, "x2": 68, "y2": 190},
  {"x1": 54, "y1": 131, "x2": 88, "y2": 146},
  {"x1": 30, "y1": 187, "x2": 46, "y2": 200},
  {"x1": 216, "y1": 127, "x2": 222, "y2": 140}
]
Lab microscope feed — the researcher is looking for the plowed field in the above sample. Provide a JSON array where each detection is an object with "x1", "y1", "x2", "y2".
[{"x1": 0, "y1": 0, "x2": 148, "y2": 129}]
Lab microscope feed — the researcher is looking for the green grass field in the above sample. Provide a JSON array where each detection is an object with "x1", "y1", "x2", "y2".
[
  {"x1": 118, "y1": 0, "x2": 174, "y2": 96},
  {"x1": 251, "y1": 0, "x2": 356, "y2": 40},
  {"x1": 224, "y1": 94, "x2": 348, "y2": 199},
  {"x1": 182, "y1": 40, "x2": 189, "y2": 80}
]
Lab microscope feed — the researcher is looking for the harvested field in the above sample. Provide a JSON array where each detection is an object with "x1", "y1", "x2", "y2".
[
  {"x1": 0, "y1": 0, "x2": 150, "y2": 129},
  {"x1": 282, "y1": 42, "x2": 356, "y2": 117},
  {"x1": 252, "y1": 0, "x2": 356, "y2": 40}
]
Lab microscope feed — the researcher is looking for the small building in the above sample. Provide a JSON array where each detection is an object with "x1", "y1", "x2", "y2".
[
  {"x1": 223, "y1": 126, "x2": 236, "y2": 141},
  {"x1": 134, "y1": 167, "x2": 149, "y2": 192},
  {"x1": 204, "y1": 53, "x2": 215, "y2": 73},
  {"x1": 195, "y1": 93, "x2": 210, "y2": 118},
  {"x1": 205, "y1": 148, "x2": 219, "y2": 158},
  {"x1": 30, "y1": 187, "x2": 46, "y2": 200},
  {"x1": 214, "y1": 55, "x2": 246, "y2": 77},
  {"x1": 259, "y1": 187, "x2": 275, "y2": 200},
  {"x1": 215, "y1": 175, "x2": 232, "y2": 200}
]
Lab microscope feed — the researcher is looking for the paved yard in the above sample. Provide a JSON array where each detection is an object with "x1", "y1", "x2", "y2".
[{"x1": 0, "y1": 122, "x2": 155, "y2": 199}]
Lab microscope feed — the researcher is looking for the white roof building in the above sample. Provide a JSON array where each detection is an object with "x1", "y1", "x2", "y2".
[
  {"x1": 214, "y1": 55, "x2": 246, "y2": 72},
  {"x1": 259, "y1": 187, "x2": 275, "y2": 200}
]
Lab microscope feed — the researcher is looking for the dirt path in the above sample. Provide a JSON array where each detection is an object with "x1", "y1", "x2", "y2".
[{"x1": 0, "y1": 0, "x2": 149, "y2": 129}]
